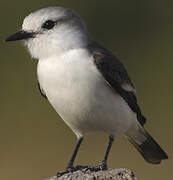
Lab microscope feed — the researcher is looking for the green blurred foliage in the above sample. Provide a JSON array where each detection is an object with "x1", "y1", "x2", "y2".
[{"x1": 0, "y1": 0, "x2": 172, "y2": 180}]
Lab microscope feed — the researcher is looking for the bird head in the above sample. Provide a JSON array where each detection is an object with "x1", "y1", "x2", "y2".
[{"x1": 5, "y1": 7, "x2": 90, "y2": 59}]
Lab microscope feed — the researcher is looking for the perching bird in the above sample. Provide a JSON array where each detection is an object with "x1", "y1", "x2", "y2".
[{"x1": 6, "y1": 6, "x2": 168, "y2": 174}]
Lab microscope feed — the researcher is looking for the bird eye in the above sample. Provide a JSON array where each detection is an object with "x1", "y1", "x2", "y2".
[{"x1": 42, "y1": 20, "x2": 55, "y2": 30}]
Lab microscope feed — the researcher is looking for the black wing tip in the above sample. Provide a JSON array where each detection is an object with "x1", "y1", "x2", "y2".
[{"x1": 138, "y1": 114, "x2": 147, "y2": 126}]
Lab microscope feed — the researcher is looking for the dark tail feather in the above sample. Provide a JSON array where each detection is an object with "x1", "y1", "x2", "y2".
[{"x1": 127, "y1": 128, "x2": 168, "y2": 164}]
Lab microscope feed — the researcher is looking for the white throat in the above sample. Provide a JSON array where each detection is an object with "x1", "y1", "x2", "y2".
[{"x1": 24, "y1": 23, "x2": 91, "y2": 60}]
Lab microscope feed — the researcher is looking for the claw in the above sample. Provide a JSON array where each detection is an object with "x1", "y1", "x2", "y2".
[
  {"x1": 56, "y1": 167, "x2": 75, "y2": 177},
  {"x1": 56, "y1": 164, "x2": 108, "y2": 177},
  {"x1": 56, "y1": 166, "x2": 86, "y2": 177},
  {"x1": 99, "y1": 161, "x2": 108, "y2": 170}
]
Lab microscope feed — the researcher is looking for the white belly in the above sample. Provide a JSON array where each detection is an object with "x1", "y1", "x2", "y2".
[{"x1": 37, "y1": 49, "x2": 136, "y2": 138}]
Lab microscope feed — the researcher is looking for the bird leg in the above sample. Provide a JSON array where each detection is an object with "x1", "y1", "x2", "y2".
[
  {"x1": 76, "y1": 135, "x2": 114, "y2": 171},
  {"x1": 57, "y1": 137, "x2": 84, "y2": 177},
  {"x1": 56, "y1": 135, "x2": 114, "y2": 177},
  {"x1": 100, "y1": 135, "x2": 114, "y2": 170},
  {"x1": 66, "y1": 137, "x2": 84, "y2": 169}
]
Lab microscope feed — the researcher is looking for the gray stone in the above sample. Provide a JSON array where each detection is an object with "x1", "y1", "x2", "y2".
[{"x1": 45, "y1": 168, "x2": 138, "y2": 180}]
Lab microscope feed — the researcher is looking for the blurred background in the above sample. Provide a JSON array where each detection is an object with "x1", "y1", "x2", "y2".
[{"x1": 0, "y1": 0, "x2": 172, "y2": 179}]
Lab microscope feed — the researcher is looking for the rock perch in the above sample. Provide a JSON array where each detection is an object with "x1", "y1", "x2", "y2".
[{"x1": 45, "y1": 168, "x2": 138, "y2": 180}]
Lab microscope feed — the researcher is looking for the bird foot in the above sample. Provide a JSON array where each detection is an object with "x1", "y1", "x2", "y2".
[
  {"x1": 56, "y1": 166, "x2": 87, "y2": 177},
  {"x1": 79, "y1": 163, "x2": 107, "y2": 172},
  {"x1": 56, "y1": 167, "x2": 76, "y2": 177},
  {"x1": 98, "y1": 162, "x2": 108, "y2": 170},
  {"x1": 56, "y1": 164, "x2": 108, "y2": 177}
]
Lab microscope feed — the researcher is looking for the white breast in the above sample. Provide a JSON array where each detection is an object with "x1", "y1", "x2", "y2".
[{"x1": 37, "y1": 49, "x2": 136, "y2": 138}]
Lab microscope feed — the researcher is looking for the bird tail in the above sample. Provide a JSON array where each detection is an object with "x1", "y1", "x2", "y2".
[{"x1": 126, "y1": 126, "x2": 168, "y2": 164}]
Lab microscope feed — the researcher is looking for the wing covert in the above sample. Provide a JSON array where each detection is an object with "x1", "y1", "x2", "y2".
[{"x1": 88, "y1": 41, "x2": 146, "y2": 126}]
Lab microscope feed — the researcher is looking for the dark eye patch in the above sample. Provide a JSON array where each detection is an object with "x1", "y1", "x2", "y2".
[{"x1": 42, "y1": 20, "x2": 55, "y2": 30}]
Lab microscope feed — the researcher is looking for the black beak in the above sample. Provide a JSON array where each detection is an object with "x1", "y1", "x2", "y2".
[{"x1": 5, "y1": 30, "x2": 35, "y2": 42}]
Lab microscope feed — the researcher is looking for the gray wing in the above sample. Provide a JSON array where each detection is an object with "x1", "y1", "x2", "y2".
[
  {"x1": 88, "y1": 41, "x2": 146, "y2": 126},
  {"x1": 37, "y1": 81, "x2": 47, "y2": 99}
]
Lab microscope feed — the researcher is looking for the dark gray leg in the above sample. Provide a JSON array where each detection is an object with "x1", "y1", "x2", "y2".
[
  {"x1": 57, "y1": 135, "x2": 114, "y2": 177},
  {"x1": 57, "y1": 137, "x2": 84, "y2": 177},
  {"x1": 67, "y1": 137, "x2": 84, "y2": 169},
  {"x1": 101, "y1": 135, "x2": 114, "y2": 169}
]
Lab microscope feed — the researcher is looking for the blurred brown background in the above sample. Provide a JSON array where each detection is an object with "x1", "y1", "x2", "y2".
[{"x1": 0, "y1": 0, "x2": 172, "y2": 179}]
